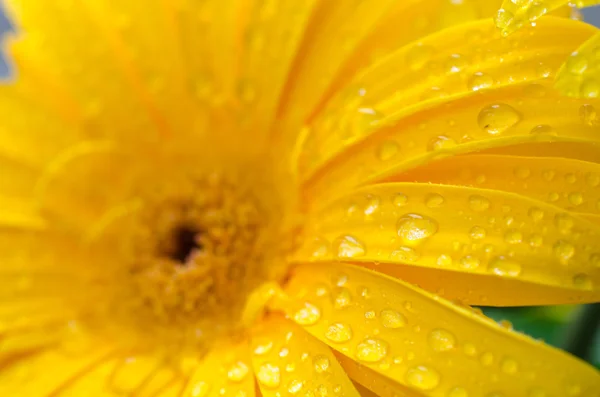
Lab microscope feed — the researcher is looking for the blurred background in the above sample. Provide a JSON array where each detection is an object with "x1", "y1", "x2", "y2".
[{"x1": 0, "y1": 2, "x2": 597, "y2": 367}]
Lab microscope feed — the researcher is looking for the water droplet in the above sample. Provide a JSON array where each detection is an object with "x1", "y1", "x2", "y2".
[
  {"x1": 364, "y1": 195, "x2": 381, "y2": 216},
  {"x1": 480, "y1": 352, "x2": 494, "y2": 366},
  {"x1": 428, "y1": 135, "x2": 457, "y2": 151},
  {"x1": 463, "y1": 343, "x2": 477, "y2": 356},
  {"x1": 581, "y1": 80, "x2": 599, "y2": 100},
  {"x1": 227, "y1": 361, "x2": 249, "y2": 382},
  {"x1": 393, "y1": 193, "x2": 408, "y2": 207},
  {"x1": 356, "y1": 338, "x2": 388, "y2": 363},
  {"x1": 469, "y1": 226, "x2": 486, "y2": 240},
  {"x1": 573, "y1": 273, "x2": 592, "y2": 289},
  {"x1": 316, "y1": 384, "x2": 328, "y2": 397},
  {"x1": 528, "y1": 207, "x2": 544, "y2": 222},
  {"x1": 407, "y1": 44, "x2": 434, "y2": 70},
  {"x1": 293, "y1": 302, "x2": 321, "y2": 325},
  {"x1": 504, "y1": 229, "x2": 523, "y2": 244},
  {"x1": 459, "y1": 255, "x2": 480, "y2": 269},
  {"x1": 490, "y1": 256, "x2": 522, "y2": 277},
  {"x1": 380, "y1": 309, "x2": 406, "y2": 329},
  {"x1": 445, "y1": 53, "x2": 466, "y2": 74},
  {"x1": 580, "y1": 104, "x2": 599, "y2": 126},
  {"x1": 377, "y1": 141, "x2": 400, "y2": 161},
  {"x1": 256, "y1": 363, "x2": 280, "y2": 388},
  {"x1": 468, "y1": 72, "x2": 493, "y2": 91},
  {"x1": 334, "y1": 235, "x2": 366, "y2": 258},
  {"x1": 405, "y1": 365, "x2": 441, "y2": 390},
  {"x1": 514, "y1": 167, "x2": 531, "y2": 179},
  {"x1": 389, "y1": 246, "x2": 420, "y2": 262},
  {"x1": 469, "y1": 195, "x2": 491, "y2": 212},
  {"x1": 325, "y1": 323, "x2": 353, "y2": 343},
  {"x1": 428, "y1": 329, "x2": 456, "y2": 352},
  {"x1": 530, "y1": 124, "x2": 556, "y2": 136},
  {"x1": 585, "y1": 172, "x2": 600, "y2": 187},
  {"x1": 529, "y1": 234, "x2": 544, "y2": 248},
  {"x1": 279, "y1": 348, "x2": 289, "y2": 357},
  {"x1": 553, "y1": 240, "x2": 575, "y2": 263},
  {"x1": 568, "y1": 192, "x2": 583, "y2": 206},
  {"x1": 334, "y1": 288, "x2": 352, "y2": 309},
  {"x1": 554, "y1": 213, "x2": 574, "y2": 233},
  {"x1": 287, "y1": 379, "x2": 304, "y2": 394},
  {"x1": 447, "y1": 387, "x2": 469, "y2": 397},
  {"x1": 396, "y1": 213, "x2": 439, "y2": 245},
  {"x1": 253, "y1": 340, "x2": 273, "y2": 355},
  {"x1": 566, "y1": 52, "x2": 588, "y2": 75},
  {"x1": 313, "y1": 355, "x2": 330, "y2": 374},
  {"x1": 425, "y1": 193, "x2": 445, "y2": 208},
  {"x1": 477, "y1": 103, "x2": 521, "y2": 135},
  {"x1": 500, "y1": 357, "x2": 518, "y2": 374},
  {"x1": 437, "y1": 254, "x2": 453, "y2": 266},
  {"x1": 191, "y1": 381, "x2": 211, "y2": 397},
  {"x1": 364, "y1": 310, "x2": 376, "y2": 319},
  {"x1": 308, "y1": 237, "x2": 330, "y2": 259}
]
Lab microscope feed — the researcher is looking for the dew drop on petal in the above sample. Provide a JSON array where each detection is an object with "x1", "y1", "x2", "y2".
[
  {"x1": 469, "y1": 226, "x2": 486, "y2": 240},
  {"x1": 355, "y1": 338, "x2": 389, "y2": 363},
  {"x1": 500, "y1": 357, "x2": 518, "y2": 374},
  {"x1": 425, "y1": 193, "x2": 445, "y2": 208},
  {"x1": 389, "y1": 246, "x2": 420, "y2": 262},
  {"x1": 325, "y1": 323, "x2": 353, "y2": 343},
  {"x1": 580, "y1": 104, "x2": 599, "y2": 126},
  {"x1": 377, "y1": 141, "x2": 400, "y2": 161},
  {"x1": 334, "y1": 235, "x2": 366, "y2": 258},
  {"x1": 227, "y1": 361, "x2": 249, "y2": 382},
  {"x1": 393, "y1": 193, "x2": 408, "y2": 207},
  {"x1": 573, "y1": 273, "x2": 593, "y2": 289},
  {"x1": 405, "y1": 365, "x2": 441, "y2": 391},
  {"x1": 447, "y1": 387, "x2": 469, "y2": 397},
  {"x1": 428, "y1": 329, "x2": 456, "y2": 352},
  {"x1": 469, "y1": 195, "x2": 491, "y2": 212},
  {"x1": 480, "y1": 352, "x2": 494, "y2": 366},
  {"x1": 191, "y1": 381, "x2": 211, "y2": 397},
  {"x1": 396, "y1": 213, "x2": 438, "y2": 245},
  {"x1": 253, "y1": 340, "x2": 273, "y2": 355},
  {"x1": 530, "y1": 124, "x2": 556, "y2": 136},
  {"x1": 477, "y1": 103, "x2": 521, "y2": 135},
  {"x1": 554, "y1": 213, "x2": 574, "y2": 233},
  {"x1": 287, "y1": 380, "x2": 304, "y2": 394},
  {"x1": 459, "y1": 255, "x2": 480, "y2": 269},
  {"x1": 528, "y1": 207, "x2": 544, "y2": 222},
  {"x1": 256, "y1": 363, "x2": 281, "y2": 389},
  {"x1": 504, "y1": 229, "x2": 523, "y2": 245},
  {"x1": 489, "y1": 256, "x2": 522, "y2": 277},
  {"x1": 293, "y1": 302, "x2": 321, "y2": 325},
  {"x1": 437, "y1": 254, "x2": 453, "y2": 266},
  {"x1": 428, "y1": 135, "x2": 457, "y2": 151},
  {"x1": 380, "y1": 309, "x2": 407, "y2": 329},
  {"x1": 553, "y1": 240, "x2": 575, "y2": 263},
  {"x1": 568, "y1": 192, "x2": 583, "y2": 206},
  {"x1": 313, "y1": 355, "x2": 330, "y2": 374},
  {"x1": 468, "y1": 72, "x2": 493, "y2": 91},
  {"x1": 334, "y1": 288, "x2": 352, "y2": 309}
]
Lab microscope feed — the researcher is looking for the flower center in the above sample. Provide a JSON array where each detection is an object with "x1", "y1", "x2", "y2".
[{"x1": 87, "y1": 169, "x2": 296, "y2": 356}]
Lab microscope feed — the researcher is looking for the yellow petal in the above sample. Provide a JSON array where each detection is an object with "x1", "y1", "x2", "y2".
[
  {"x1": 297, "y1": 183, "x2": 600, "y2": 305},
  {"x1": 496, "y1": 0, "x2": 596, "y2": 36},
  {"x1": 0, "y1": 346, "x2": 116, "y2": 395},
  {"x1": 299, "y1": 18, "x2": 596, "y2": 198},
  {"x1": 0, "y1": 195, "x2": 45, "y2": 229},
  {"x1": 555, "y1": 31, "x2": 600, "y2": 99},
  {"x1": 388, "y1": 154, "x2": 600, "y2": 217},
  {"x1": 58, "y1": 357, "x2": 121, "y2": 397},
  {"x1": 284, "y1": 263, "x2": 600, "y2": 396},
  {"x1": 250, "y1": 316, "x2": 360, "y2": 397},
  {"x1": 182, "y1": 339, "x2": 255, "y2": 397}
]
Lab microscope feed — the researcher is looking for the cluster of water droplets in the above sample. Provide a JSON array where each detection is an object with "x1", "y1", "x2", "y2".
[{"x1": 304, "y1": 188, "x2": 598, "y2": 291}]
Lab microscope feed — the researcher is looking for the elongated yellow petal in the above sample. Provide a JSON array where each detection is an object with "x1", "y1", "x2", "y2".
[
  {"x1": 250, "y1": 316, "x2": 360, "y2": 397},
  {"x1": 0, "y1": 195, "x2": 45, "y2": 229},
  {"x1": 182, "y1": 340, "x2": 255, "y2": 397},
  {"x1": 388, "y1": 155, "x2": 600, "y2": 218},
  {"x1": 0, "y1": 346, "x2": 116, "y2": 395},
  {"x1": 298, "y1": 18, "x2": 597, "y2": 199},
  {"x1": 297, "y1": 183, "x2": 600, "y2": 305},
  {"x1": 284, "y1": 263, "x2": 600, "y2": 396},
  {"x1": 555, "y1": 31, "x2": 600, "y2": 99},
  {"x1": 496, "y1": 0, "x2": 596, "y2": 36}
]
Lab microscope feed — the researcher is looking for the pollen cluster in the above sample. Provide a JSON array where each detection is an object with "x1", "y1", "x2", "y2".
[{"x1": 86, "y1": 168, "x2": 296, "y2": 356}]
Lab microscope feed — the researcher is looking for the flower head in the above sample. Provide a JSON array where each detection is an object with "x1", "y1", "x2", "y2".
[{"x1": 1, "y1": 0, "x2": 599, "y2": 396}]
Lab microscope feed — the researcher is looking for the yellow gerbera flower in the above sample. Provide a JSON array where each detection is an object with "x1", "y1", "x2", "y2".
[{"x1": 1, "y1": 0, "x2": 599, "y2": 396}]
